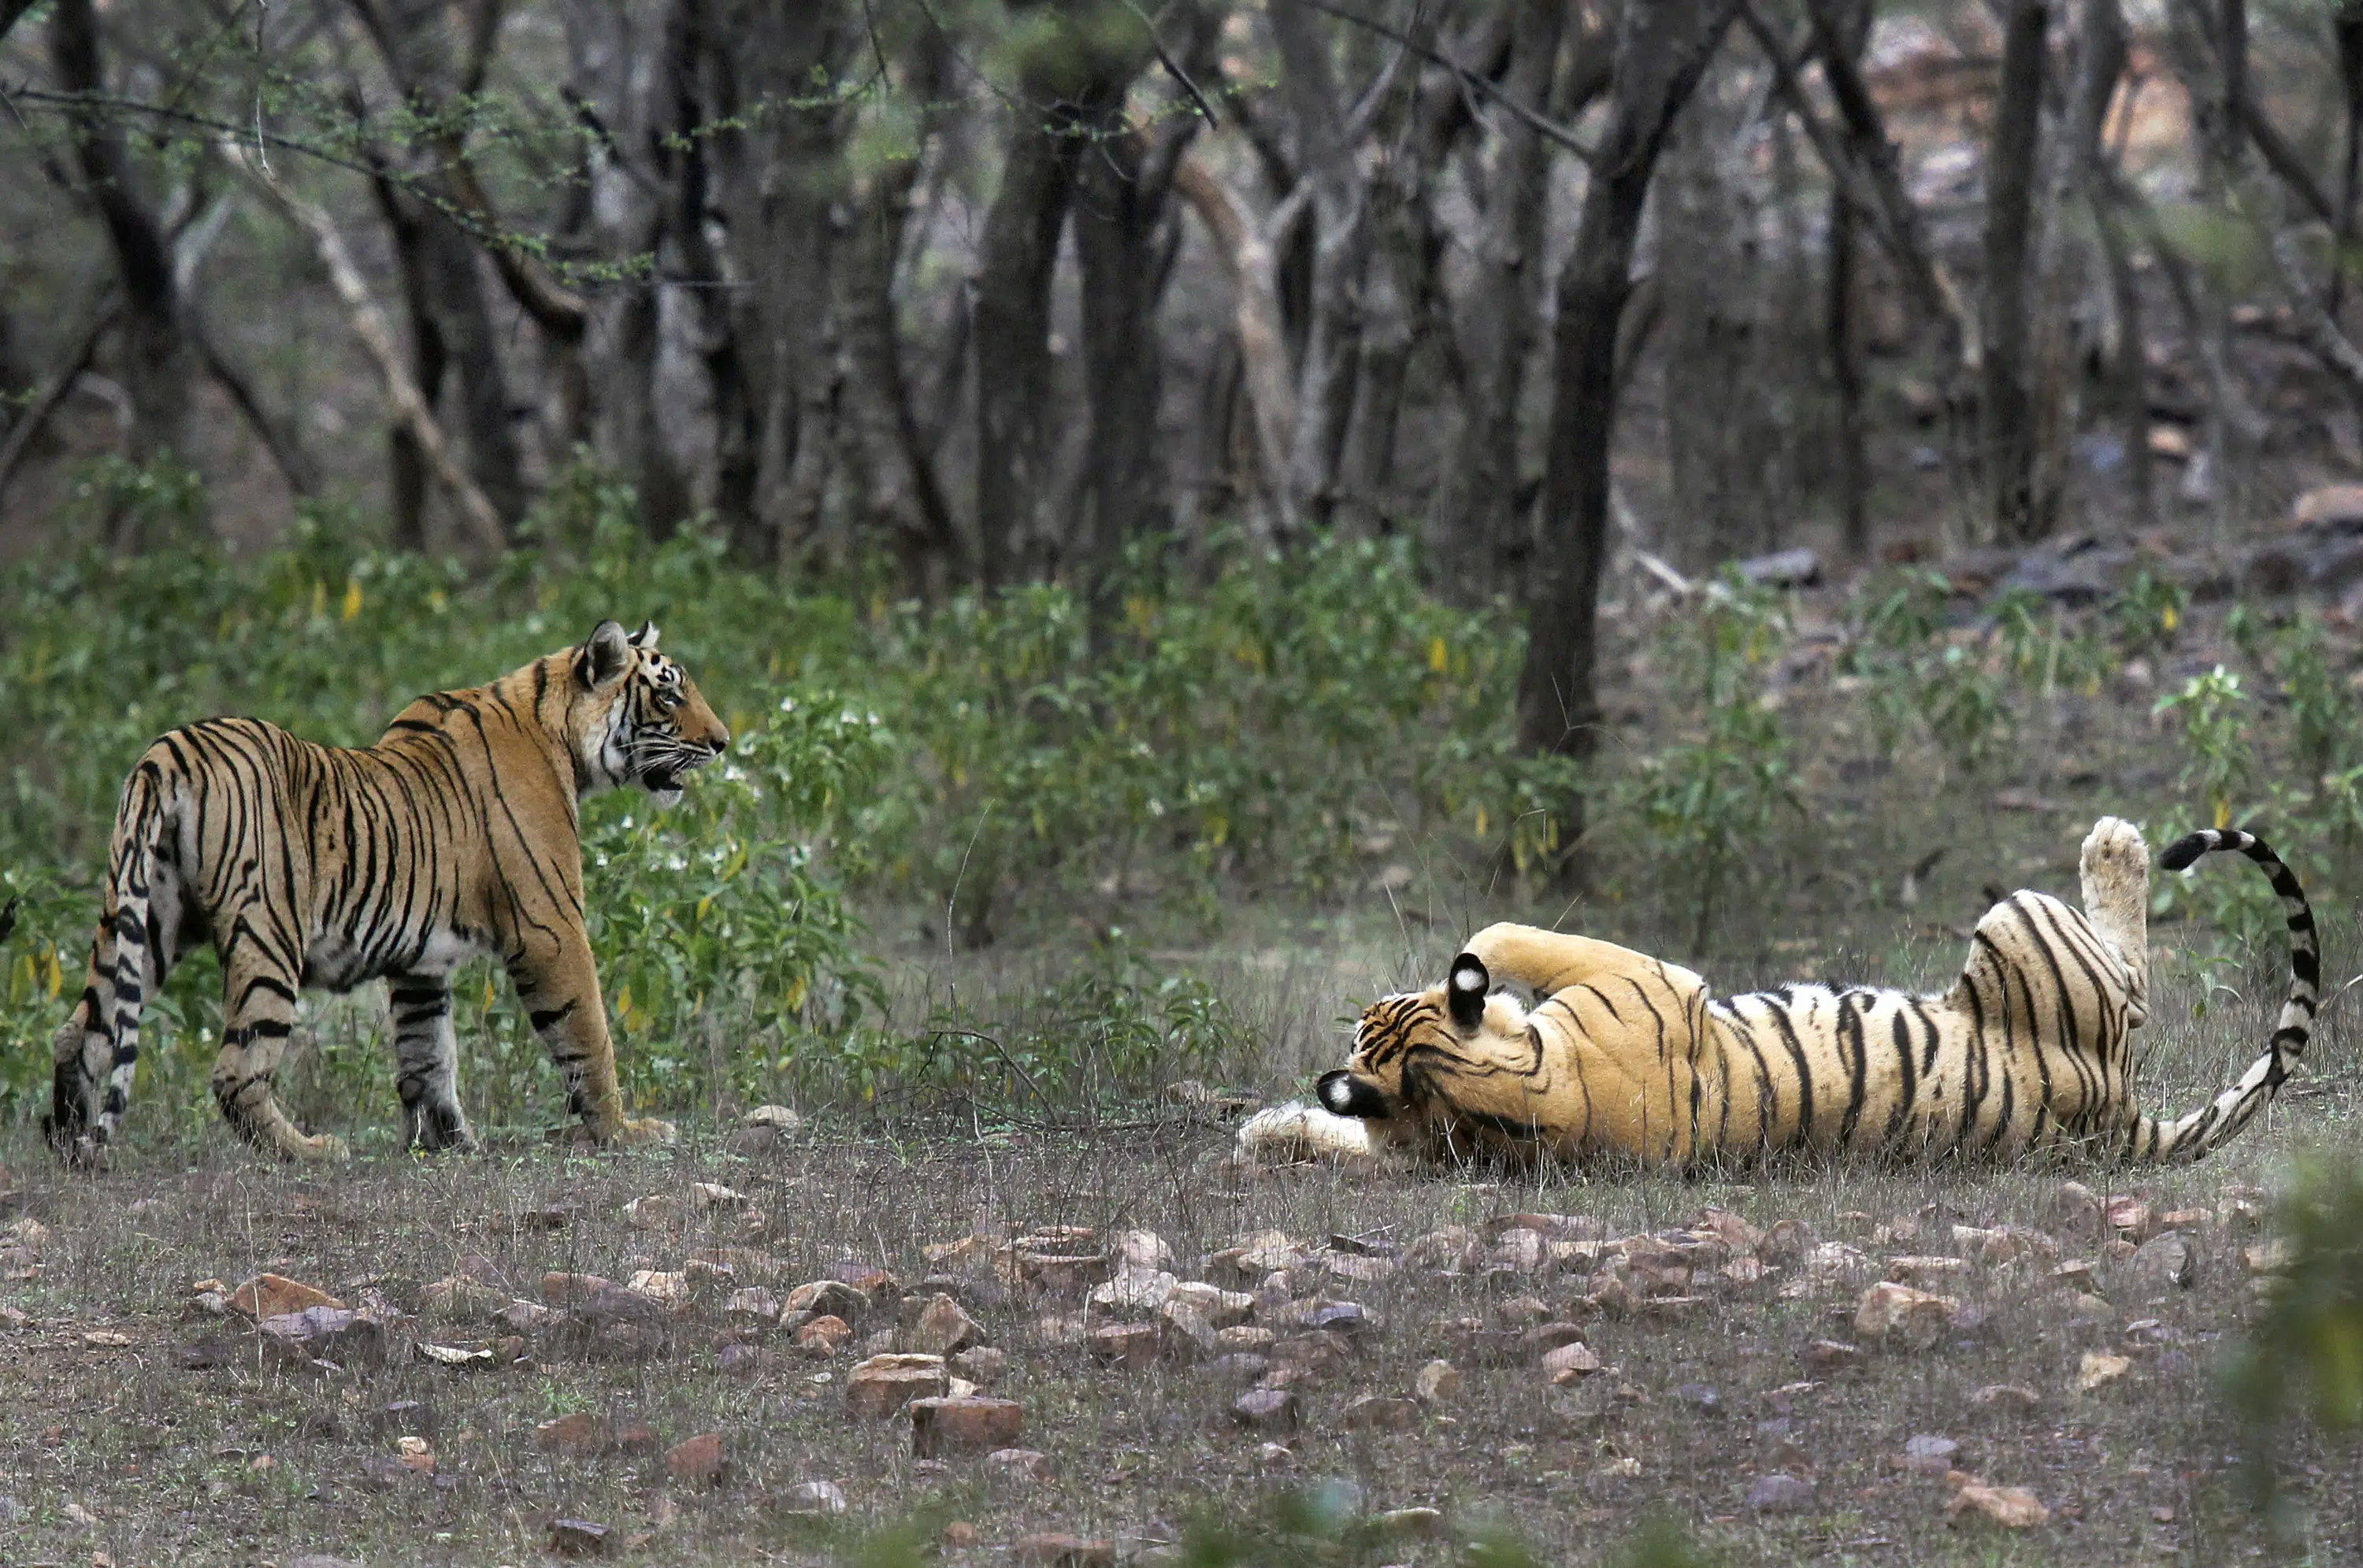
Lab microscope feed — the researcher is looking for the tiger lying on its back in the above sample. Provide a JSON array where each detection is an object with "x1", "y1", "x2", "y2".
[
  {"x1": 46, "y1": 620, "x2": 728, "y2": 1164},
  {"x1": 1241, "y1": 818, "x2": 2317, "y2": 1168}
]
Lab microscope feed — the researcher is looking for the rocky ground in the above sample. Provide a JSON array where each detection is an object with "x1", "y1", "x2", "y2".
[{"x1": 0, "y1": 1073, "x2": 2354, "y2": 1567}]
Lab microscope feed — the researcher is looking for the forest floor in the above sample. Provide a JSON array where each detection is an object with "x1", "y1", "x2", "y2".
[{"x1": 6, "y1": 576, "x2": 2363, "y2": 1565}]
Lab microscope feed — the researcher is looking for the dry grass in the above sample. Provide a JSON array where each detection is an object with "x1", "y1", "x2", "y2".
[{"x1": 2, "y1": 935, "x2": 2358, "y2": 1567}]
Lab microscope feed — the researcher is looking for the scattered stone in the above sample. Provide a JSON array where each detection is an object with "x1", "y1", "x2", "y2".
[
  {"x1": 1543, "y1": 1342, "x2": 1601, "y2": 1382},
  {"x1": 844, "y1": 1352, "x2": 948, "y2": 1418},
  {"x1": 779, "y1": 1479, "x2": 847, "y2": 1515},
  {"x1": 904, "y1": 1293, "x2": 983, "y2": 1356},
  {"x1": 984, "y1": 1448, "x2": 1055, "y2": 1485},
  {"x1": 792, "y1": 1315, "x2": 854, "y2": 1357},
  {"x1": 1898, "y1": 1434, "x2": 1961, "y2": 1475},
  {"x1": 941, "y1": 1521, "x2": 981, "y2": 1549},
  {"x1": 1886, "y1": 1255, "x2": 1969, "y2": 1284},
  {"x1": 726, "y1": 1286, "x2": 781, "y2": 1322},
  {"x1": 1853, "y1": 1282, "x2": 1957, "y2": 1351},
  {"x1": 1748, "y1": 1473, "x2": 1816, "y2": 1514},
  {"x1": 1414, "y1": 1359, "x2": 1461, "y2": 1404},
  {"x1": 533, "y1": 1412, "x2": 606, "y2": 1452},
  {"x1": 1400, "y1": 1227, "x2": 1475, "y2": 1272},
  {"x1": 691, "y1": 1181, "x2": 747, "y2": 1210},
  {"x1": 1268, "y1": 1331, "x2": 1352, "y2": 1382},
  {"x1": 911, "y1": 1396, "x2": 1025, "y2": 1458},
  {"x1": 665, "y1": 1432, "x2": 729, "y2": 1487},
  {"x1": 2103, "y1": 1196, "x2": 2157, "y2": 1241},
  {"x1": 785, "y1": 1279, "x2": 871, "y2": 1323},
  {"x1": 1230, "y1": 1388, "x2": 1301, "y2": 1435},
  {"x1": 256, "y1": 1304, "x2": 391, "y2": 1366},
  {"x1": 745, "y1": 1103, "x2": 802, "y2": 1130},
  {"x1": 1204, "y1": 1352, "x2": 1271, "y2": 1384},
  {"x1": 420, "y1": 1275, "x2": 506, "y2": 1321},
  {"x1": 1522, "y1": 1321, "x2": 1589, "y2": 1356},
  {"x1": 951, "y1": 1344, "x2": 1007, "y2": 1386},
  {"x1": 2294, "y1": 484, "x2": 2363, "y2": 532},
  {"x1": 492, "y1": 1299, "x2": 551, "y2": 1333},
  {"x1": 1089, "y1": 1269, "x2": 1177, "y2": 1315},
  {"x1": 1215, "y1": 1325, "x2": 1276, "y2": 1353},
  {"x1": 2078, "y1": 1352, "x2": 2131, "y2": 1392},
  {"x1": 1377, "y1": 1506, "x2": 1444, "y2": 1537},
  {"x1": 626, "y1": 1270, "x2": 690, "y2": 1307},
  {"x1": 2131, "y1": 1233, "x2": 2196, "y2": 1290},
  {"x1": 621, "y1": 1195, "x2": 673, "y2": 1229},
  {"x1": 416, "y1": 1341, "x2": 495, "y2": 1369},
  {"x1": 2243, "y1": 1240, "x2": 2294, "y2": 1275},
  {"x1": 541, "y1": 1272, "x2": 615, "y2": 1307},
  {"x1": 718, "y1": 1343, "x2": 773, "y2": 1378},
  {"x1": 228, "y1": 1274, "x2": 343, "y2": 1321},
  {"x1": 1948, "y1": 1483, "x2": 2050, "y2": 1529},
  {"x1": 287, "y1": 1557, "x2": 361, "y2": 1568},
  {"x1": 1970, "y1": 1385, "x2": 2039, "y2": 1418},
  {"x1": 2065, "y1": 1292, "x2": 2117, "y2": 1325},
  {"x1": 1801, "y1": 1339, "x2": 1864, "y2": 1370},
  {"x1": 549, "y1": 1518, "x2": 612, "y2": 1556},
  {"x1": 1013, "y1": 1533, "x2": 1116, "y2": 1568},
  {"x1": 1090, "y1": 1322, "x2": 1161, "y2": 1368},
  {"x1": 1340, "y1": 1395, "x2": 1419, "y2": 1432}
]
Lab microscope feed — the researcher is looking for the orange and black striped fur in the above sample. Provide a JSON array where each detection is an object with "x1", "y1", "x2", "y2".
[
  {"x1": 46, "y1": 620, "x2": 728, "y2": 1163},
  {"x1": 1241, "y1": 818, "x2": 2317, "y2": 1169}
]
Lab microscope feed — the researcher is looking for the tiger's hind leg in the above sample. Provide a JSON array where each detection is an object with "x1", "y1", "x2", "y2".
[
  {"x1": 210, "y1": 938, "x2": 346, "y2": 1161},
  {"x1": 388, "y1": 973, "x2": 477, "y2": 1152},
  {"x1": 2079, "y1": 816, "x2": 2151, "y2": 1026}
]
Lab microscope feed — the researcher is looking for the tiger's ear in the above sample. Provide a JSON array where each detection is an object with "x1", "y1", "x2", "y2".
[
  {"x1": 1447, "y1": 952, "x2": 1489, "y2": 1029},
  {"x1": 577, "y1": 619, "x2": 633, "y2": 689},
  {"x1": 629, "y1": 621, "x2": 660, "y2": 650}
]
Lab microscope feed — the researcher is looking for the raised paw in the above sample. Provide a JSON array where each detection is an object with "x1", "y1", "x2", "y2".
[{"x1": 282, "y1": 1131, "x2": 351, "y2": 1162}]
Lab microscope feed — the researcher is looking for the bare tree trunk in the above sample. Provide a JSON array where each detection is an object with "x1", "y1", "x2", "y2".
[
  {"x1": 1519, "y1": 0, "x2": 1743, "y2": 777},
  {"x1": 1438, "y1": 0, "x2": 1566, "y2": 594},
  {"x1": 1817, "y1": 0, "x2": 1872, "y2": 558},
  {"x1": 1983, "y1": 0, "x2": 2050, "y2": 544},
  {"x1": 973, "y1": 107, "x2": 1080, "y2": 591},
  {"x1": 1269, "y1": 0, "x2": 1374, "y2": 528},
  {"x1": 1075, "y1": 113, "x2": 1173, "y2": 588},
  {"x1": 1171, "y1": 158, "x2": 1302, "y2": 538},
  {"x1": 2335, "y1": 2, "x2": 2363, "y2": 319},
  {"x1": 51, "y1": 0, "x2": 195, "y2": 545}
]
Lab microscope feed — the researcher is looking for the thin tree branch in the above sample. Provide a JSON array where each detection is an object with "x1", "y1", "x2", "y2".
[
  {"x1": 191, "y1": 313, "x2": 317, "y2": 497},
  {"x1": 232, "y1": 148, "x2": 507, "y2": 553},
  {"x1": 1293, "y1": 0, "x2": 1595, "y2": 164},
  {"x1": 0, "y1": 297, "x2": 117, "y2": 509},
  {"x1": 1118, "y1": 0, "x2": 1219, "y2": 128}
]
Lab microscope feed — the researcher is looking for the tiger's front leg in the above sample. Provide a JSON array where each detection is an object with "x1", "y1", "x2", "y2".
[
  {"x1": 507, "y1": 935, "x2": 675, "y2": 1148},
  {"x1": 387, "y1": 972, "x2": 478, "y2": 1152}
]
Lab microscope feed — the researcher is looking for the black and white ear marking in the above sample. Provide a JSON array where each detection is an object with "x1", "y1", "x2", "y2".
[
  {"x1": 578, "y1": 619, "x2": 632, "y2": 689},
  {"x1": 629, "y1": 620, "x2": 661, "y2": 650},
  {"x1": 1447, "y1": 952, "x2": 1489, "y2": 1030},
  {"x1": 1318, "y1": 1070, "x2": 1393, "y2": 1119}
]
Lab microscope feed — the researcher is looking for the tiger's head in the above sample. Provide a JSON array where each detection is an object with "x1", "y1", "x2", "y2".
[
  {"x1": 1319, "y1": 951, "x2": 1514, "y2": 1123},
  {"x1": 569, "y1": 619, "x2": 729, "y2": 806}
]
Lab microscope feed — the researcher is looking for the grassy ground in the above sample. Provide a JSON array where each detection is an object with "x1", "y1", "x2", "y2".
[{"x1": 1, "y1": 932, "x2": 2355, "y2": 1566}]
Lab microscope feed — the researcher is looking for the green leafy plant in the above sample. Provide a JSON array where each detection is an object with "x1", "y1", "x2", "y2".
[
  {"x1": 2109, "y1": 567, "x2": 2188, "y2": 654},
  {"x1": 2154, "y1": 665, "x2": 2254, "y2": 829},
  {"x1": 2228, "y1": 1157, "x2": 2363, "y2": 1511}
]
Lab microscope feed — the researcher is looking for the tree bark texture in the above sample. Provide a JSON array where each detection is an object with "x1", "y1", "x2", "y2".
[
  {"x1": 1982, "y1": 0, "x2": 2049, "y2": 544},
  {"x1": 1518, "y1": 0, "x2": 1744, "y2": 767}
]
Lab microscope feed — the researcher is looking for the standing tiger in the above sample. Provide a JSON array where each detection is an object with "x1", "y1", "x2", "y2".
[
  {"x1": 1240, "y1": 817, "x2": 2318, "y2": 1169},
  {"x1": 45, "y1": 620, "x2": 728, "y2": 1163}
]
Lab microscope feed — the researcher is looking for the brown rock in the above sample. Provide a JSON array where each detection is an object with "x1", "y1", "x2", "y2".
[
  {"x1": 1204, "y1": 1352, "x2": 1270, "y2": 1384},
  {"x1": 1971, "y1": 1384, "x2": 2040, "y2": 1413},
  {"x1": 1013, "y1": 1534, "x2": 1116, "y2": 1567},
  {"x1": 256, "y1": 1305, "x2": 390, "y2": 1365},
  {"x1": 533, "y1": 1412, "x2": 606, "y2": 1453},
  {"x1": 1089, "y1": 1322, "x2": 1159, "y2": 1368},
  {"x1": 845, "y1": 1352, "x2": 948, "y2": 1418},
  {"x1": 2131, "y1": 1233, "x2": 2196, "y2": 1290},
  {"x1": 951, "y1": 1345, "x2": 1008, "y2": 1386},
  {"x1": 1230, "y1": 1388, "x2": 1300, "y2": 1435},
  {"x1": 941, "y1": 1522, "x2": 981, "y2": 1549},
  {"x1": 664, "y1": 1432, "x2": 729, "y2": 1487},
  {"x1": 1414, "y1": 1359, "x2": 1461, "y2": 1403},
  {"x1": 1801, "y1": 1339, "x2": 1864, "y2": 1370},
  {"x1": 2103, "y1": 1196, "x2": 2157, "y2": 1242},
  {"x1": 1400, "y1": 1226, "x2": 1477, "y2": 1272},
  {"x1": 911, "y1": 1396, "x2": 1025, "y2": 1458},
  {"x1": 1853, "y1": 1282, "x2": 1957, "y2": 1351},
  {"x1": 778, "y1": 1479, "x2": 848, "y2": 1515},
  {"x1": 549, "y1": 1518, "x2": 612, "y2": 1557},
  {"x1": 792, "y1": 1315, "x2": 854, "y2": 1357},
  {"x1": 904, "y1": 1293, "x2": 983, "y2": 1356},
  {"x1": 2295, "y1": 484, "x2": 2363, "y2": 531},
  {"x1": 1215, "y1": 1325, "x2": 1276, "y2": 1353},
  {"x1": 1340, "y1": 1395, "x2": 1419, "y2": 1432},
  {"x1": 1494, "y1": 1293, "x2": 1552, "y2": 1328},
  {"x1": 1521, "y1": 1321, "x2": 1589, "y2": 1355},
  {"x1": 2078, "y1": 1351, "x2": 2131, "y2": 1392},
  {"x1": 1543, "y1": 1342, "x2": 1601, "y2": 1382},
  {"x1": 1268, "y1": 1331, "x2": 1350, "y2": 1381},
  {"x1": 785, "y1": 1280, "x2": 870, "y2": 1323},
  {"x1": 1948, "y1": 1483, "x2": 2050, "y2": 1529},
  {"x1": 984, "y1": 1448, "x2": 1054, "y2": 1485},
  {"x1": 541, "y1": 1272, "x2": 617, "y2": 1307},
  {"x1": 228, "y1": 1274, "x2": 343, "y2": 1321}
]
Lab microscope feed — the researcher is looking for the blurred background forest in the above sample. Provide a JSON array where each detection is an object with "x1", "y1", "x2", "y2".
[{"x1": 6, "y1": 0, "x2": 2363, "y2": 1129}]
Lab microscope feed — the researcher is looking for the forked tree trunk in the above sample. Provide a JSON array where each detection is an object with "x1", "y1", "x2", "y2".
[{"x1": 1983, "y1": 0, "x2": 2050, "y2": 544}]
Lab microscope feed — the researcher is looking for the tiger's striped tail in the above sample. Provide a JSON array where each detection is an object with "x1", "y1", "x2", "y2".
[
  {"x1": 2123, "y1": 828, "x2": 2318, "y2": 1161},
  {"x1": 92, "y1": 766, "x2": 167, "y2": 1150}
]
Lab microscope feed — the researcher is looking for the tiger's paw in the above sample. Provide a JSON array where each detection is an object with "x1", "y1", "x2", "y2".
[
  {"x1": 1236, "y1": 1103, "x2": 1386, "y2": 1167},
  {"x1": 2081, "y1": 816, "x2": 2150, "y2": 896},
  {"x1": 282, "y1": 1131, "x2": 351, "y2": 1162}
]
